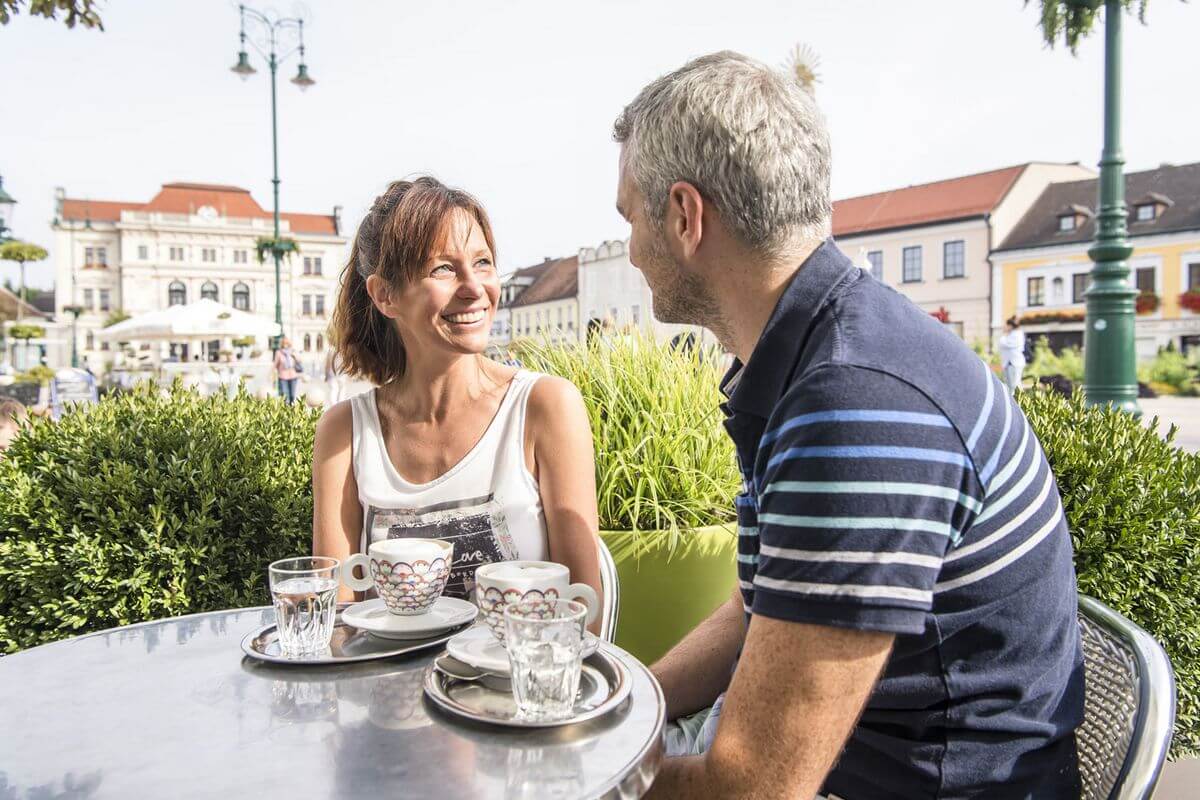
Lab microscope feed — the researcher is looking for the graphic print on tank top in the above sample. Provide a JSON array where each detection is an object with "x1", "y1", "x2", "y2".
[{"x1": 364, "y1": 493, "x2": 518, "y2": 600}]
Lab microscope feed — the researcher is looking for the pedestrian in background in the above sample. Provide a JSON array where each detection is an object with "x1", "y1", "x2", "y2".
[{"x1": 998, "y1": 316, "x2": 1027, "y2": 393}]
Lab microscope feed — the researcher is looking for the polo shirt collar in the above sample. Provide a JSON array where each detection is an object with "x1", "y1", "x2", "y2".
[{"x1": 721, "y1": 238, "x2": 856, "y2": 419}]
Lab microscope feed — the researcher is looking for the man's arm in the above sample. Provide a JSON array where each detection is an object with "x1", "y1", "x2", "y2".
[
  {"x1": 647, "y1": 615, "x2": 894, "y2": 800},
  {"x1": 651, "y1": 586, "x2": 747, "y2": 720}
]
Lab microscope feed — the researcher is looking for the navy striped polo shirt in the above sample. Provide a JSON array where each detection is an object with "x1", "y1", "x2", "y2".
[{"x1": 722, "y1": 240, "x2": 1084, "y2": 799}]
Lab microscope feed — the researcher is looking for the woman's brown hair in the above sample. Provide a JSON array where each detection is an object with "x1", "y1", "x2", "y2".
[{"x1": 331, "y1": 177, "x2": 497, "y2": 385}]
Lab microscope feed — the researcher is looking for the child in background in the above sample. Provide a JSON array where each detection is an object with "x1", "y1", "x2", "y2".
[{"x1": 0, "y1": 399, "x2": 29, "y2": 454}]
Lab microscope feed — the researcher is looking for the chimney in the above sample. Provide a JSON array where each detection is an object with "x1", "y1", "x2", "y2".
[{"x1": 333, "y1": 205, "x2": 343, "y2": 235}]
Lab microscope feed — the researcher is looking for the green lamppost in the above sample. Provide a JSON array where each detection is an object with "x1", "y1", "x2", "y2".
[
  {"x1": 229, "y1": 4, "x2": 315, "y2": 347},
  {"x1": 63, "y1": 304, "x2": 83, "y2": 368},
  {"x1": 1076, "y1": 0, "x2": 1140, "y2": 414}
]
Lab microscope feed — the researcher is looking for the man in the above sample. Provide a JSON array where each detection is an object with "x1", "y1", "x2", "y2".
[{"x1": 614, "y1": 52, "x2": 1083, "y2": 799}]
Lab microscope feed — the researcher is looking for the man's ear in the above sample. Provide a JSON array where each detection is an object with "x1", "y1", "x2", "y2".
[
  {"x1": 366, "y1": 275, "x2": 398, "y2": 319},
  {"x1": 667, "y1": 181, "x2": 705, "y2": 258}
]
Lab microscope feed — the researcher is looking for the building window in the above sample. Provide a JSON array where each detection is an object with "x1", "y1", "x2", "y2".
[
  {"x1": 867, "y1": 250, "x2": 883, "y2": 282},
  {"x1": 1189, "y1": 262, "x2": 1200, "y2": 291},
  {"x1": 1027, "y1": 276, "x2": 1045, "y2": 307},
  {"x1": 232, "y1": 282, "x2": 250, "y2": 311},
  {"x1": 556, "y1": 306, "x2": 563, "y2": 328},
  {"x1": 83, "y1": 288, "x2": 94, "y2": 310},
  {"x1": 943, "y1": 240, "x2": 965, "y2": 279},
  {"x1": 313, "y1": 256, "x2": 322, "y2": 275},
  {"x1": 168, "y1": 281, "x2": 187, "y2": 306},
  {"x1": 1072, "y1": 273, "x2": 1089, "y2": 304},
  {"x1": 1058, "y1": 215, "x2": 1076, "y2": 232},
  {"x1": 138, "y1": 245, "x2": 148, "y2": 260},
  {"x1": 302, "y1": 295, "x2": 312, "y2": 316},
  {"x1": 303, "y1": 256, "x2": 323, "y2": 276},
  {"x1": 170, "y1": 246, "x2": 184, "y2": 262},
  {"x1": 303, "y1": 333, "x2": 312, "y2": 351},
  {"x1": 201, "y1": 281, "x2": 219, "y2": 301},
  {"x1": 100, "y1": 341, "x2": 109, "y2": 352},
  {"x1": 631, "y1": 305, "x2": 640, "y2": 325},
  {"x1": 98, "y1": 289, "x2": 110, "y2": 312},
  {"x1": 86, "y1": 331, "x2": 94, "y2": 350},
  {"x1": 84, "y1": 246, "x2": 107, "y2": 267},
  {"x1": 96, "y1": 247, "x2": 107, "y2": 266},
  {"x1": 902, "y1": 246, "x2": 922, "y2": 283},
  {"x1": 201, "y1": 248, "x2": 216, "y2": 263},
  {"x1": 1135, "y1": 267, "x2": 1155, "y2": 294},
  {"x1": 1134, "y1": 204, "x2": 1157, "y2": 222},
  {"x1": 233, "y1": 250, "x2": 248, "y2": 264},
  {"x1": 316, "y1": 333, "x2": 324, "y2": 351},
  {"x1": 315, "y1": 295, "x2": 325, "y2": 317}
]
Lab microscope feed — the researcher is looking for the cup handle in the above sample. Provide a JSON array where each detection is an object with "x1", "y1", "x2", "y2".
[
  {"x1": 342, "y1": 553, "x2": 372, "y2": 593},
  {"x1": 565, "y1": 582, "x2": 599, "y2": 625}
]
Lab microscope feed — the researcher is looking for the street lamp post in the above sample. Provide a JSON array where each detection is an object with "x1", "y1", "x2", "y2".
[
  {"x1": 229, "y1": 5, "x2": 315, "y2": 347},
  {"x1": 63, "y1": 304, "x2": 83, "y2": 368},
  {"x1": 1080, "y1": 0, "x2": 1139, "y2": 414}
]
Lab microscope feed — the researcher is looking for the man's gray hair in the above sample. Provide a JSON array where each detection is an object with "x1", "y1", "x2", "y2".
[{"x1": 614, "y1": 50, "x2": 832, "y2": 250}]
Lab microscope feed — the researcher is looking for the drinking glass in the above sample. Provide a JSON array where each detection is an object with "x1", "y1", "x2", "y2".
[
  {"x1": 503, "y1": 599, "x2": 586, "y2": 721},
  {"x1": 269, "y1": 556, "x2": 340, "y2": 657}
]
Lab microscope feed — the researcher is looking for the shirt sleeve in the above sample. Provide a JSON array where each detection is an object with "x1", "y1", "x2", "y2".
[{"x1": 749, "y1": 364, "x2": 983, "y2": 635}]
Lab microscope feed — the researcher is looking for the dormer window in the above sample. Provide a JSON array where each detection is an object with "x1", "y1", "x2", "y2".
[
  {"x1": 1055, "y1": 203, "x2": 1092, "y2": 234},
  {"x1": 1131, "y1": 192, "x2": 1172, "y2": 224}
]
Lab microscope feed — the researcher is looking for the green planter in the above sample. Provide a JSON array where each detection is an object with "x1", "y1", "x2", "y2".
[{"x1": 600, "y1": 525, "x2": 738, "y2": 666}]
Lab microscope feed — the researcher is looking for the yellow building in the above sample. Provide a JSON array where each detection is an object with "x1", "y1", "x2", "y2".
[{"x1": 991, "y1": 162, "x2": 1200, "y2": 358}]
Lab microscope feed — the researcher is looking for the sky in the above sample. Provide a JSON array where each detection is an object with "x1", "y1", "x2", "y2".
[{"x1": 2, "y1": 0, "x2": 1198, "y2": 291}]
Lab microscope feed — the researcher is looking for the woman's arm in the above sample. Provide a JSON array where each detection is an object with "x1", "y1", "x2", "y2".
[
  {"x1": 312, "y1": 401, "x2": 364, "y2": 603},
  {"x1": 525, "y1": 376, "x2": 604, "y2": 635}
]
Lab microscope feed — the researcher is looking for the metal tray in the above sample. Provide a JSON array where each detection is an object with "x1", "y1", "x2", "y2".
[
  {"x1": 241, "y1": 613, "x2": 472, "y2": 666},
  {"x1": 423, "y1": 646, "x2": 632, "y2": 728}
]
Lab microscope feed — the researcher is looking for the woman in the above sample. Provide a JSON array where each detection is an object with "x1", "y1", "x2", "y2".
[
  {"x1": 998, "y1": 316, "x2": 1027, "y2": 393},
  {"x1": 274, "y1": 338, "x2": 301, "y2": 405},
  {"x1": 312, "y1": 177, "x2": 602, "y2": 620}
]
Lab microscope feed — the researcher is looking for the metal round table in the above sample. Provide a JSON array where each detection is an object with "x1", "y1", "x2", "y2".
[{"x1": 0, "y1": 607, "x2": 665, "y2": 799}]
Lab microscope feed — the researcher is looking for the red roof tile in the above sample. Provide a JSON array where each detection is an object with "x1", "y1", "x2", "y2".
[
  {"x1": 833, "y1": 165, "x2": 1027, "y2": 237},
  {"x1": 60, "y1": 183, "x2": 339, "y2": 235}
]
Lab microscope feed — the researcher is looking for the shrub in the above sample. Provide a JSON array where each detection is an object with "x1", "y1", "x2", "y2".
[
  {"x1": 1027, "y1": 339, "x2": 1085, "y2": 383},
  {"x1": 0, "y1": 383, "x2": 319, "y2": 653},
  {"x1": 517, "y1": 335, "x2": 738, "y2": 544},
  {"x1": 15, "y1": 365, "x2": 54, "y2": 385},
  {"x1": 1138, "y1": 348, "x2": 1197, "y2": 396},
  {"x1": 1017, "y1": 388, "x2": 1200, "y2": 757}
]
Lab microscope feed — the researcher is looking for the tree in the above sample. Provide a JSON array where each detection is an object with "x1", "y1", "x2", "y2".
[
  {"x1": 0, "y1": 0, "x2": 103, "y2": 29},
  {"x1": 1026, "y1": 0, "x2": 1158, "y2": 51},
  {"x1": 0, "y1": 241, "x2": 48, "y2": 322},
  {"x1": 103, "y1": 309, "x2": 130, "y2": 328}
]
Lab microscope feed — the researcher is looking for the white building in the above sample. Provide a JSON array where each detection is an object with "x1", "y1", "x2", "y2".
[
  {"x1": 491, "y1": 260, "x2": 555, "y2": 347},
  {"x1": 49, "y1": 182, "x2": 346, "y2": 370},
  {"x1": 504, "y1": 256, "x2": 580, "y2": 345},
  {"x1": 577, "y1": 239, "x2": 712, "y2": 346}
]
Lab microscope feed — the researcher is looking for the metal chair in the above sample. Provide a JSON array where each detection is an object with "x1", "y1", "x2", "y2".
[
  {"x1": 597, "y1": 538, "x2": 620, "y2": 643},
  {"x1": 1076, "y1": 595, "x2": 1176, "y2": 800}
]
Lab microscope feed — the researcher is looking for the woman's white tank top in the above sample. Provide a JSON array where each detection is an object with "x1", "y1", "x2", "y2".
[{"x1": 349, "y1": 370, "x2": 548, "y2": 600}]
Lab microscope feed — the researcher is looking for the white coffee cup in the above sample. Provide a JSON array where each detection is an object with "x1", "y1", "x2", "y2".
[
  {"x1": 475, "y1": 560, "x2": 598, "y2": 644},
  {"x1": 342, "y1": 538, "x2": 453, "y2": 616}
]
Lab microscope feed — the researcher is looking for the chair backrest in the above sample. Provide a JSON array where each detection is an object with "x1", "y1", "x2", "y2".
[
  {"x1": 597, "y1": 538, "x2": 620, "y2": 643},
  {"x1": 1076, "y1": 595, "x2": 1175, "y2": 800}
]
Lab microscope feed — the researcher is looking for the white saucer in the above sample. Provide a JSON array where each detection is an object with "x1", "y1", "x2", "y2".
[
  {"x1": 342, "y1": 597, "x2": 478, "y2": 640},
  {"x1": 445, "y1": 624, "x2": 600, "y2": 676}
]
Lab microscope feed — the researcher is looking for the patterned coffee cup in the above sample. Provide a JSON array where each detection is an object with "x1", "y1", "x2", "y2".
[
  {"x1": 343, "y1": 538, "x2": 453, "y2": 616},
  {"x1": 475, "y1": 560, "x2": 597, "y2": 645}
]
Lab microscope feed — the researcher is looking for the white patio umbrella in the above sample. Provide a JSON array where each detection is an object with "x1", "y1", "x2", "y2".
[{"x1": 97, "y1": 299, "x2": 276, "y2": 342}]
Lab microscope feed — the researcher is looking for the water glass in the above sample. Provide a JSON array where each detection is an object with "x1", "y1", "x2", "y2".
[
  {"x1": 269, "y1": 557, "x2": 340, "y2": 657},
  {"x1": 503, "y1": 598, "x2": 587, "y2": 721}
]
